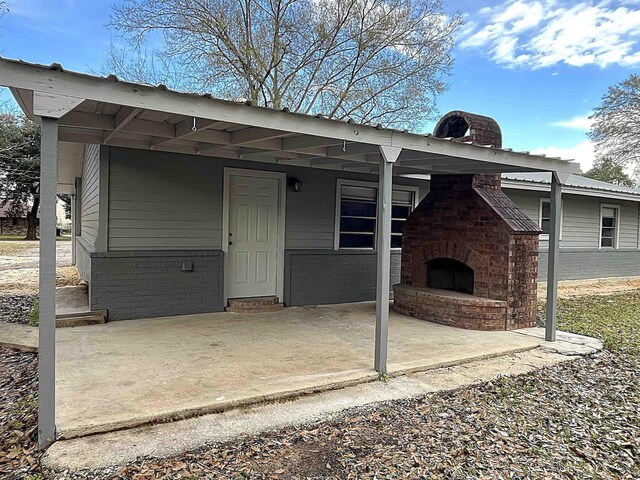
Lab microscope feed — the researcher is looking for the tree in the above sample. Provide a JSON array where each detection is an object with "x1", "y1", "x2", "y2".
[
  {"x1": 584, "y1": 157, "x2": 636, "y2": 188},
  {"x1": 0, "y1": 114, "x2": 41, "y2": 240},
  {"x1": 589, "y1": 74, "x2": 640, "y2": 172},
  {"x1": 108, "y1": 0, "x2": 462, "y2": 129}
]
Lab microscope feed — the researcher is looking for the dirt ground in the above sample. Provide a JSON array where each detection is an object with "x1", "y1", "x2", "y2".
[
  {"x1": 539, "y1": 276, "x2": 640, "y2": 299},
  {"x1": 0, "y1": 241, "x2": 80, "y2": 295}
]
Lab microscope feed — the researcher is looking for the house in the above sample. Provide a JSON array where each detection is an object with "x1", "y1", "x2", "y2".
[
  {"x1": 0, "y1": 57, "x2": 613, "y2": 447},
  {"x1": 0, "y1": 198, "x2": 71, "y2": 236}
]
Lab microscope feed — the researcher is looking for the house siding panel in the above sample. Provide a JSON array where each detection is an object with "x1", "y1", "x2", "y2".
[
  {"x1": 107, "y1": 147, "x2": 425, "y2": 251},
  {"x1": 76, "y1": 144, "x2": 101, "y2": 281},
  {"x1": 539, "y1": 249, "x2": 640, "y2": 280}
]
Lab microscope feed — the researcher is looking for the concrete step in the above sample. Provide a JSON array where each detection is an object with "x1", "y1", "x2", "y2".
[
  {"x1": 56, "y1": 310, "x2": 107, "y2": 328},
  {"x1": 226, "y1": 296, "x2": 284, "y2": 313}
]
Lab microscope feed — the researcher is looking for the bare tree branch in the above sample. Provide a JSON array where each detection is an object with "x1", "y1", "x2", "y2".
[{"x1": 107, "y1": 0, "x2": 462, "y2": 129}]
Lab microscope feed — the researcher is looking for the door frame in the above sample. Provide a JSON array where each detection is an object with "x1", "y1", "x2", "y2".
[{"x1": 222, "y1": 167, "x2": 287, "y2": 304}]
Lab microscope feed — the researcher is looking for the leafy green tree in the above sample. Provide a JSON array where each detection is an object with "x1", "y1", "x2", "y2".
[
  {"x1": 589, "y1": 74, "x2": 640, "y2": 172},
  {"x1": 584, "y1": 157, "x2": 636, "y2": 188},
  {"x1": 0, "y1": 113, "x2": 41, "y2": 240}
]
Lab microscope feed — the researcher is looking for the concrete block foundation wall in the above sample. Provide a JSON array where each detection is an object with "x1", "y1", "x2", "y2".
[
  {"x1": 284, "y1": 250, "x2": 401, "y2": 306},
  {"x1": 90, "y1": 250, "x2": 224, "y2": 320}
]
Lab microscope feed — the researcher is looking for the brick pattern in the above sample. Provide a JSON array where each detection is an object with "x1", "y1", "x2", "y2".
[
  {"x1": 397, "y1": 174, "x2": 540, "y2": 330},
  {"x1": 226, "y1": 296, "x2": 284, "y2": 313},
  {"x1": 0, "y1": 218, "x2": 36, "y2": 236},
  {"x1": 393, "y1": 284, "x2": 508, "y2": 331},
  {"x1": 90, "y1": 250, "x2": 224, "y2": 321}
]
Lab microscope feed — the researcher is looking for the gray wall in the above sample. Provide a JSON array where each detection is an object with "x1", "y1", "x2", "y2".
[
  {"x1": 539, "y1": 249, "x2": 640, "y2": 280},
  {"x1": 107, "y1": 147, "x2": 427, "y2": 251},
  {"x1": 90, "y1": 250, "x2": 224, "y2": 320},
  {"x1": 284, "y1": 250, "x2": 401, "y2": 306},
  {"x1": 504, "y1": 188, "x2": 640, "y2": 249},
  {"x1": 76, "y1": 144, "x2": 101, "y2": 281}
]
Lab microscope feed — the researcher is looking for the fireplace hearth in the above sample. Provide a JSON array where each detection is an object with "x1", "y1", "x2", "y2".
[{"x1": 393, "y1": 111, "x2": 542, "y2": 331}]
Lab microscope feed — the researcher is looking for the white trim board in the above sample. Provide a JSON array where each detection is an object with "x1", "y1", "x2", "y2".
[{"x1": 222, "y1": 168, "x2": 287, "y2": 304}]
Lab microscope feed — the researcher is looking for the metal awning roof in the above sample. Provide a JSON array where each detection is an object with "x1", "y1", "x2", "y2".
[{"x1": 0, "y1": 57, "x2": 580, "y2": 194}]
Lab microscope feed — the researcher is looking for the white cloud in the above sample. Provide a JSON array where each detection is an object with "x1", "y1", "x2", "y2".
[
  {"x1": 550, "y1": 115, "x2": 593, "y2": 130},
  {"x1": 532, "y1": 140, "x2": 595, "y2": 172},
  {"x1": 460, "y1": 1, "x2": 640, "y2": 69}
]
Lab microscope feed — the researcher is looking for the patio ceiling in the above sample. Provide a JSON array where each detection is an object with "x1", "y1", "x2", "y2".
[{"x1": 1, "y1": 57, "x2": 580, "y2": 193}]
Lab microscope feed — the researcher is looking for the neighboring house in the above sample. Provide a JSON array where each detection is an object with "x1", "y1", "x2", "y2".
[
  {"x1": 0, "y1": 199, "x2": 29, "y2": 236},
  {"x1": 0, "y1": 198, "x2": 71, "y2": 236}
]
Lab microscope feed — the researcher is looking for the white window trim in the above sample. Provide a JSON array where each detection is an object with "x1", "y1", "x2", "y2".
[
  {"x1": 599, "y1": 203, "x2": 620, "y2": 250},
  {"x1": 334, "y1": 178, "x2": 419, "y2": 251},
  {"x1": 538, "y1": 197, "x2": 563, "y2": 241}
]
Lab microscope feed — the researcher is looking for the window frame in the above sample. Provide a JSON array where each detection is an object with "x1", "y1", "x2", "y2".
[
  {"x1": 538, "y1": 197, "x2": 563, "y2": 240},
  {"x1": 334, "y1": 179, "x2": 419, "y2": 251},
  {"x1": 599, "y1": 203, "x2": 620, "y2": 249}
]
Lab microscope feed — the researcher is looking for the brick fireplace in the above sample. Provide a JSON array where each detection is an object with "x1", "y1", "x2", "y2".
[{"x1": 393, "y1": 111, "x2": 541, "y2": 331}]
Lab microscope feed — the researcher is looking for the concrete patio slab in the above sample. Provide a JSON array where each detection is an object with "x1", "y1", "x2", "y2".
[
  {"x1": 0, "y1": 322, "x2": 37, "y2": 352},
  {"x1": 55, "y1": 302, "x2": 543, "y2": 439},
  {"x1": 45, "y1": 347, "x2": 592, "y2": 472}
]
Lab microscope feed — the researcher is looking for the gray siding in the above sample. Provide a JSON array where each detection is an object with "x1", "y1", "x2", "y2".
[
  {"x1": 284, "y1": 250, "x2": 401, "y2": 306},
  {"x1": 539, "y1": 249, "x2": 640, "y2": 280},
  {"x1": 504, "y1": 188, "x2": 640, "y2": 250},
  {"x1": 76, "y1": 144, "x2": 101, "y2": 282},
  {"x1": 80, "y1": 144, "x2": 100, "y2": 249},
  {"x1": 107, "y1": 147, "x2": 426, "y2": 251},
  {"x1": 90, "y1": 250, "x2": 224, "y2": 320}
]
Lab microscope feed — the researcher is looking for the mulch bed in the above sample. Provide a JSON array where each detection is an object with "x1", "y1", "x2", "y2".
[
  {"x1": 0, "y1": 348, "x2": 630, "y2": 480},
  {"x1": 0, "y1": 348, "x2": 39, "y2": 479},
  {"x1": 0, "y1": 295, "x2": 36, "y2": 325}
]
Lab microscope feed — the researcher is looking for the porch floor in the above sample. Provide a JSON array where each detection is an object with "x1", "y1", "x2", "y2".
[{"x1": 56, "y1": 302, "x2": 540, "y2": 438}]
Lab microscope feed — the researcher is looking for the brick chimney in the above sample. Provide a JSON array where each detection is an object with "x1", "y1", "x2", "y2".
[{"x1": 393, "y1": 111, "x2": 542, "y2": 331}]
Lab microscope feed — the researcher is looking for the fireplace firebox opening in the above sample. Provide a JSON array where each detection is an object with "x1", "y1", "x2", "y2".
[{"x1": 426, "y1": 258, "x2": 474, "y2": 295}]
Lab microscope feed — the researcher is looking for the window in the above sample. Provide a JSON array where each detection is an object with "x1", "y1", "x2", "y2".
[
  {"x1": 335, "y1": 180, "x2": 417, "y2": 250},
  {"x1": 538, "y1": 198, "x2": 563, "y2": 239},
  {"x1": 539, "y1": 199, "x2": 551, "y2": 235},
  {"x1": 600, "y1": 204, "x2": 619, "y2": 248}
]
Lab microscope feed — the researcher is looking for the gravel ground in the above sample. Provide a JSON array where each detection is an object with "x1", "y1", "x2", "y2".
[{"x1": 0, "y1": 295, "x2": 36, "y2": 325}]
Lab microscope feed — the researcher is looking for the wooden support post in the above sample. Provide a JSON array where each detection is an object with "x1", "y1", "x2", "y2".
[
  {"x1": 38, "y1": 117, "x2": 58, "y2": 448},
  {"x1": 374, "y1": 146, "x2": 401, "y2": 374},
  {"x1": 545, "y1": 172, "x2": 562, "y2": 342}
]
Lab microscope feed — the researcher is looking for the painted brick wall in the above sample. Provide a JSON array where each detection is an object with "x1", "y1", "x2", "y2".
[
  {"x1": 284, "y1": 250, "x2": 401, "y2": 306},
  {"x1": 539, "y1": 249, "x2": 640, "y2": 281},
  {"x1": 90, "y1": 250, "x2": 224, "y2": 320}
]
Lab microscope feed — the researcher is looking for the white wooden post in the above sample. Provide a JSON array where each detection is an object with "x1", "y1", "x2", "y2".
[
  {"x1": 375, "y1": 146, "x2": 401, "y2": 374},
  {"x1": 545, "y1": 172, "x2": 562, "y2": 342},
  {"x1": 38, "y1": 117, "x2": 58, "y2": 448},
  {"x1": 70, "y1": 193, "x2": 76, "y2": 265}
]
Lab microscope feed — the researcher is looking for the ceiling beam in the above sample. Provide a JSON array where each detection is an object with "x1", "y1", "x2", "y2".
[
  {"x1": 104, "y1": 106, "x2": 142, "y2": 144},
  {"x1": 230, "y1": 127, "x2": 290, "y2": 146}
]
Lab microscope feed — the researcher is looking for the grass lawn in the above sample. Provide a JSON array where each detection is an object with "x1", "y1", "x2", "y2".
[
  {"x1": 543, "y1": 293, "x2": 640, "y2": 356},
  {"x1": 0, "y1": 235, "x2": 71, "y2": 241}
]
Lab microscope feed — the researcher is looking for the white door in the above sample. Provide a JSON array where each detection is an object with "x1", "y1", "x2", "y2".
[{"x1": 227, "y1": 173, "x2": 280, "y2": 298}]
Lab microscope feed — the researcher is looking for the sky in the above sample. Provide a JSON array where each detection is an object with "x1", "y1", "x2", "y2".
[{"x1": 1, "y1": 0, "x2": 640, "y2": 173}]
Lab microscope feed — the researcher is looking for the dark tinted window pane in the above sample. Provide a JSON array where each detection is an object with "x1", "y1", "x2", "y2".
[
  {"x1": 391, "y1": 235, "x2": 403, "y2": 249},
  {"x1": 602, "y1": 217, "x2": 615, "y2": 228},
  {"x1": 340, "y1": 233, "x2": 375, "y2": 249},
  {"x1": 392, "y1": 205, "x2": 411, "y2": 219},
  {"x1": 541, "y1": 219, "x2": 550, "y2": 234},
  {"x1": 341, "y1": 200, "x2": 376, "y2": 217},
  {"x1": 392, "y1": 219, "x2": 405, "y2": 234},
  {"x1": 601, "y1": 227, "x2": 615, "y2": 239},
  {"x1": 601, "y1": 237, "x2": 613, "y2": 247},
  {"x1": 340, "y1": 217, "x2": 375, "y2": 233},
  {"x1": 541, "y1": 201, "x2": 550, "y2": 218}
]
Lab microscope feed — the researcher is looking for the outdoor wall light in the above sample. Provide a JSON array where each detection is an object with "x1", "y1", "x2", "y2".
[{"x1": 288, "y1": 177, "x2": 303, "y2": 192}]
